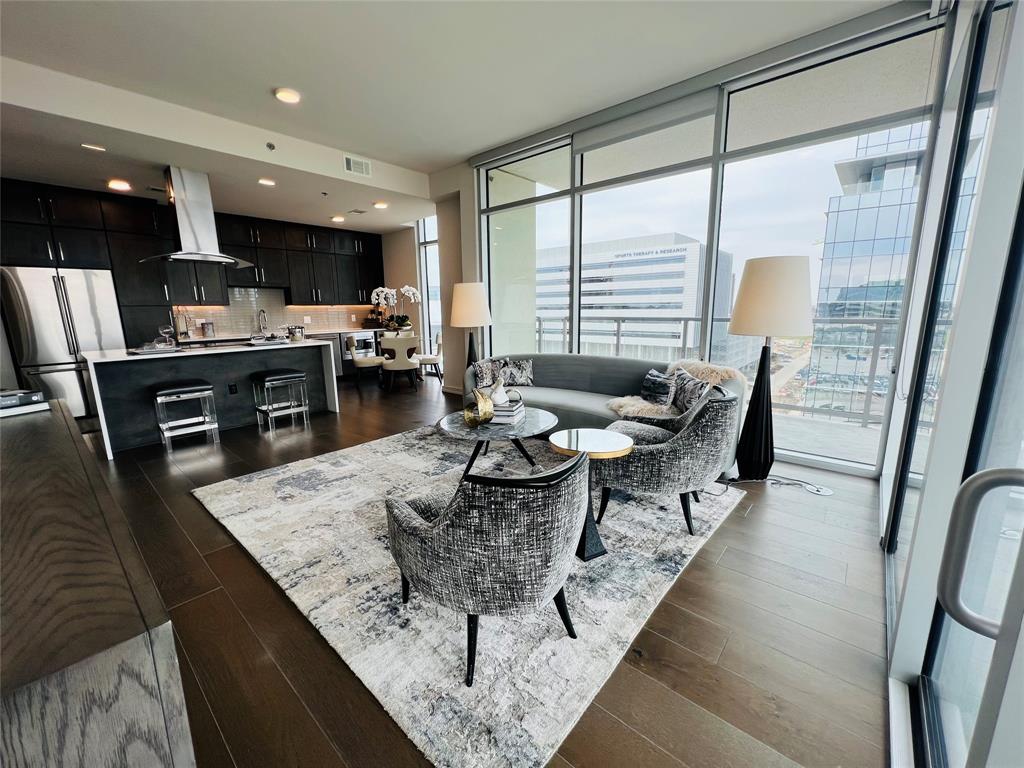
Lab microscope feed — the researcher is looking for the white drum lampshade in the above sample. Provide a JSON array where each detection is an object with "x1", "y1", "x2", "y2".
[
  {"x1": 450, "y1": 282, "x2": 492, "y2": 328},
  {"x1": 729, "y1": 255, "x2": 813, "y2": 338}
]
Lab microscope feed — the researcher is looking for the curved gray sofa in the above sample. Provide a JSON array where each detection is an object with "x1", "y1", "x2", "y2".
[{"x1": 464, "y1": 353, "x2": 746, "y2": 475}]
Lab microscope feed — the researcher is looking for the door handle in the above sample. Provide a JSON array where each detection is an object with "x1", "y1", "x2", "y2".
[
  {"x1": 193, "y1": 285, "x2": 198, "y2": 301},
  {"x1": 59, "y1": 277, "x2": 80, "y2": 355},
  {"x1": 58, "y1": 242, "x2": 65, "y2": 262},
  {"x1": 46, "y1": 241, "x2": 54, "y2": 261},
  {"x1": 164, "y1": 283, "x2": 170, "y2": 302},
  {"x1": 937, "y1": 467, "x2": 1024, "y2": 640},
  {"x1": 52, "y1": 276, "x2": 75, "y2": 355},
  {"x1": 201, "y1": 285, "x2": 206, "y2": 302}
]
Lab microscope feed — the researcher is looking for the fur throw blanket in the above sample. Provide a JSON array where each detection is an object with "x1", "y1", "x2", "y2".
[
  {"x1": 606, "y1": 359, "x2": 746, "y2": 417},
  {"x1": 606, "y1": 395, "x2": 680, "y2": 419},
  {"x1": 667, "y1": 359, "x2": 746, "y2": 388}
]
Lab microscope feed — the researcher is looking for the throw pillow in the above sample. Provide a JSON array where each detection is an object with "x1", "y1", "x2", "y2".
[
  {"x1": 640, "y1": 369, "x2": 677, "y2": 406},
  {"x1": 673, "y1": 368, "x2": 709, "y2": 413},
  {"x1": 473, "y1": 359, "x2": 499, "y2": 387},
  {"x1": 497, "y1": 358, "x2": 534, "y2": 386}
]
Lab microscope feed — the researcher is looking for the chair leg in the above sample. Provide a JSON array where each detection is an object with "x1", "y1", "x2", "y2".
[
  {"x1": 407, "y1": 370, "x2": 417, "y2": 390},
  {"x1": 596, "y1": 487, "x2": 612, "y2": 525},
  {"x1": 680, "y1": 493, "x2": 695, "y2": 535},
  {"x1": 465, "y1": 614, "x2": 479, "y2": 687},
  {"x1": 692, "y1": 490, "x2": 701, "y2": 503},
  {"x1": 401, "y1": 574, "x2": 410, "y2": 604},
  {"x1": 436, "y1": 363, "x2": 444, "y2": 382},
  {"x1": 553, "y1": 587, "x2": 577, "y2": 639},
  {"x1": 388, "y1": 371, "x2": 395, "y2": 392}
]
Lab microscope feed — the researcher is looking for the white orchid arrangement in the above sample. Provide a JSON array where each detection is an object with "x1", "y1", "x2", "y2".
[{"x1": 370, "y1": 285, "x2": 420, "y2": 329}]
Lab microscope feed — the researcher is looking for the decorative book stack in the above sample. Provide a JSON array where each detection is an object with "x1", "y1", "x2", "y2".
[{"x1": 491, "y1": 398, "x2": 525, "y2": 425}]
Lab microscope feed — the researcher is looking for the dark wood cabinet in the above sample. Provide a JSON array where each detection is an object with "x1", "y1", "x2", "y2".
[
  {"x1": 332, "y1": 230, "x2": 356, "y2": 254},
  {"x1": 286, "y1": 252, "x2": 315, "y2": 304},
  {"x1": 335, "y1": 252, "x2": 362, "y2": 304},
  {"x1": 165, "y1": 261, "x2": 227, "y2": 305},
  {"x1": 360, "y1": 235, "x2": 384, "y2": 300},
  {"x1": 120, "y1": 305, "x2": 175, "y2": 348},
  {"x1": 45, "y1": 187, "x2": 104, "y2": 229},
  {"x1": 194, "y1": 262, "x2": 228, "y2": 305},
  {"x1": 215, "y1": 213, "x2": 255, "y2": 247},
  {"x1": 310, "y1": 228, "x2": 332, "y2": 253},
  {"x1": 100, "y1": 197, "x2": 176, "y2": 237},
  {"x1": 284, "y1": 225, "x2": 311, "y2": 251},
  {"x1": 108, "y1": 233, "x2": 174, "y2": 306},
  {"x1": 252, "y1": 220, "x2": 285, "y2": 249},
  {"x1": 51, "y1": 227, "x2": 111, "y2": 269},
  {"x1": 257, "y1": 248, "x2": 289, "y2": 287},
  {"x1": 223, "y1": 245, "x2": 258, "y2": 287},
  {"x1": 311, "y1": 253, "x2": 338, "y2": 304},
  {"x1": 1, "y1": 223, "x2": 56, "y2": 267},
  {"x1": 1, "y1": 179, "x2": 48, "y2": 224}
]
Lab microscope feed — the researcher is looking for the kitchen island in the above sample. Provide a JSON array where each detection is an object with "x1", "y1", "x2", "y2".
[{"x1": 83, "y1": 340, "x2": 338, "y2": 459}]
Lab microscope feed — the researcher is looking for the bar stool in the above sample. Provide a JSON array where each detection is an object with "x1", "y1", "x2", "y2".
[
  {"x1": 250, "y1": 368, "x2": 310, "y2": 433},
  {"x1": 151, "y1": 379, "x2": 219, "y2": 451}
]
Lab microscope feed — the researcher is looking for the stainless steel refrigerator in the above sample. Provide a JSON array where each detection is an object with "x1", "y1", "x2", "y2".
[{"x1": 1, "y1": 266, "x2": 125, "y2": 417}]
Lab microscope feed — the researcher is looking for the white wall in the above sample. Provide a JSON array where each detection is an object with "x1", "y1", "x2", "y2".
[{"x1": 382, "y1": 227, "x2": 421, "y2": 336}]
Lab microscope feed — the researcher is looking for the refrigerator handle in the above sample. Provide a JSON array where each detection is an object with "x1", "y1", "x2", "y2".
[
  {"x1": 52, "y1": 276, "x2": 76, "y2": 355},
  {"x1": 59, "y1": 276, "x2": 80, "y2": 356}
]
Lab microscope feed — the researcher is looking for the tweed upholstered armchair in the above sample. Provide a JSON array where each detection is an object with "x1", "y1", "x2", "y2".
[
  {"x1": 592, "y1": 388, "x2": 739, "y2": 535},
  {"x1": 385, "y1": 452, "x2": 589, "y2": 686}
]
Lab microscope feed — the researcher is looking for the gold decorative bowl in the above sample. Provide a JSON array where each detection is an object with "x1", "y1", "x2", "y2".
[{"x1": 463, "y1": 387, "x2": 494, "y2": 427}]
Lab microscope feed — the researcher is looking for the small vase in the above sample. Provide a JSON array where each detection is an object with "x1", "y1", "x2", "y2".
[{"x1": 463, "y1": 387, "x2": 494, "y2": 427}]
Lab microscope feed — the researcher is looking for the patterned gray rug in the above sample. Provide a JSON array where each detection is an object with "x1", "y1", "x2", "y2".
[{"x1": 193, "y1": 427, "x2": 745, "y2": 768}]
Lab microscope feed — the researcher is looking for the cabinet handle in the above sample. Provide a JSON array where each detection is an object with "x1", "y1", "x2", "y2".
[
  {"x1": 46, "y1": 241, "x2": 54, "y2": 262},
  {"x1": 255, "y1": 227, "x2": 261, "y2": 245},
  {"x1": 193, "y1": 285, "x2": 198, "y2": 301},
  {"x1": 312, "y1": 232, "x2": 317, "y2": 249},
  {"x1": 168, "y1": 311, "x2": 174, "y2": 327},
  {"x1": 201, "y1": 285, "x2": 206, "y2": 302},
  {"x1": 306, "y1": 232, "x2": 311, "y2": 249},
  {"x1": 37, "y1": 198, "x2": 46, "y2": 222},
  {"x1": 58, "y1": 242, "x2": 65, "y2": 262},
  {"x1": 261, "y1": 267, "x2": 266, "y2": 282},
  {"x1": 152, "y1": 210, "x2": 159, "y2": 232},
  {"x1": 249, "y1": 226, "x2": 255, "y2": 244},
  {"x1": 48, "y1": 199, "x2": 56, "y2": 221},
  {"x1": 164, "y1": 283, "x2": 169, "y2": 302}
]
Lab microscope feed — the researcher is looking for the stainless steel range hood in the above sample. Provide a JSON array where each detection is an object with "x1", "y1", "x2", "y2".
[{"x1": 139, "y1": 167, "x2": 253, "y2": 268}]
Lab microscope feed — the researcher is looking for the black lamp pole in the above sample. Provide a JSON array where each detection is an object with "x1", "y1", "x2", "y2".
[
  {"x1": 735, "y1": 336, "x2": 774, "y2": 480},
  {"x1": 466, "y1": 329, "x2": 479, "y2": 369}
]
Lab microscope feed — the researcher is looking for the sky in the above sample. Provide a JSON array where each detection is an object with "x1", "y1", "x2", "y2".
[{"x1": 522, "y1": 134, "x2": 861, "y2": 305}]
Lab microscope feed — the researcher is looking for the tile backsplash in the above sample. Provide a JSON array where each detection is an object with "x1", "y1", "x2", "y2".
[{"x1": 174, "y1": 287, "x2": 372, "y2": 337}]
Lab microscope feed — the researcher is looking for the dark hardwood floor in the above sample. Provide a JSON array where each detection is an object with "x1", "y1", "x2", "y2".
[{"x1": 84, "y1": 377, "x2": 888, "y2": 767}]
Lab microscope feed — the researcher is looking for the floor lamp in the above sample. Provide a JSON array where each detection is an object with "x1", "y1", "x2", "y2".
[
  {"x1": 451, "y1": 282, "x2": 493, "y2": 373},
  {"x1": 728, "y1": 256, "x2": 813, "y2": 481}
]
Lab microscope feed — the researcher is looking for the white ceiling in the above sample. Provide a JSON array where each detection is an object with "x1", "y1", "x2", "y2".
[
  {"x1": 0, "y1": 0, "x2": 895, "y2": 174},
  {"x1": 0, "y1": 106, "x2": 436, "y2": 233}
]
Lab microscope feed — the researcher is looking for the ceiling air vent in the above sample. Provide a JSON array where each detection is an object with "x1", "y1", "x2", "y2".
[
  {"x1": 344, "y1": 154, "x2": 372, "y2": 177},
  {"x1": 347, "y1": 208, "x2": 368, "y2": 215}
]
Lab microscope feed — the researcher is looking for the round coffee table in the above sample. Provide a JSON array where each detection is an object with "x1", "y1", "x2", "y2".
[
  {"x1": 437, "y1": 407, "x2": 558, "y2": 479},
  {"x1": 549, "y1": 428, "x2": 634, "y2": 562}
]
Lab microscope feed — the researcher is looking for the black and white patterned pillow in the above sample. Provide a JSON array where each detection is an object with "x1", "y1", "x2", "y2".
[
  {"x1": 673, "y1": 368, "x2": 709, "y2": 413},
  {"x1": 497, "y1": 358, "x2": 534, "y2": 386},
  {"x1": 473, "y1": 359, "x2": 499, "y2": 387},
  {"x1": 640, "y1": 369, "x2": 677, "y2": 405}
]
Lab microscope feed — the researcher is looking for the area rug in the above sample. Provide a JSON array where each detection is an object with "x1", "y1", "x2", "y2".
[{"x1": 193, "y1": 426, "x2": 745, "y2": 768}]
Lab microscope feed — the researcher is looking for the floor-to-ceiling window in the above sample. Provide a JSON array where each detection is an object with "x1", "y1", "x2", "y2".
[
  {"x1": 417, "y1": 216, "x2": 441, "y2": 353},
  {"x1": 479, "y1": 16, "x2": 948, "y2": 471}
]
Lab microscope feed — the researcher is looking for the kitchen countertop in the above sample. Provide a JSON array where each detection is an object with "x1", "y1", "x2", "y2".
[
  {"x1": 177, "y1": 327, "x2": 384, "y2": 344},
  {"x1": 82, "y1": 338, "x2": 333, "y2": 364}
]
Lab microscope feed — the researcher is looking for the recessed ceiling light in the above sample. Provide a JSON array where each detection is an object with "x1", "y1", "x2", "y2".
[
  {"x1": 258, "y1": 178, "x2": 277, "y2": 187},
  {"x1": 373, "y1": 201, "x2": 388, "y2": 209},
  {"x1": 273, "y1": 87, "x2": 301, "y2": 105},
  {"x1": 81, "y1": 143, "x2": 106, "y2": 152},
  {"x1": 107, "y1": 179, "x2": 132, "y2": 192},
  {"x1": 331, "y1": 215, "x2": 345, "y2": 223}
]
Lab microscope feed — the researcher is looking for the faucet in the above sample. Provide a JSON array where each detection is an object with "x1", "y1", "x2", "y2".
[{"x1": 258, "y1": 308, "x2": 269, "y2": 334}]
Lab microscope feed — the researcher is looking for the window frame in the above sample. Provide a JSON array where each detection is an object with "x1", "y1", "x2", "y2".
[{"x1": 416, "y1": 217, "x2": 440, "y2": 353}]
